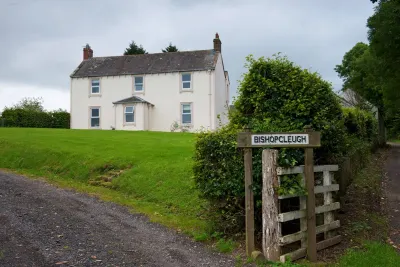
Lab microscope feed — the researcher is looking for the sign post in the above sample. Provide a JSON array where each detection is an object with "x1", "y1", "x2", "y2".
[{"x1": 237, "y1": 126, "x2": 320, "y2": 261}]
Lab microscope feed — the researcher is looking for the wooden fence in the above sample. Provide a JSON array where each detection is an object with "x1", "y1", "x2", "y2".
[{"x1": 262, "y1": 150, "x2": 341, "y2": 262}]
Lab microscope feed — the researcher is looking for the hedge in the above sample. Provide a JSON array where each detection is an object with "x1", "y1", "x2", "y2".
[
  {"x1": 0, "y1": 108, "x2": 70, "y2": 129},
  {"x1": 342, "y1": 107, "x2": 378, "y2": 142},
  {"x1": 193, "y1": 55, "x2": 378, "y2": 235}
]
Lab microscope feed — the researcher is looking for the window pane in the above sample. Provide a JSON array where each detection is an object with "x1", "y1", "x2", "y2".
[
  {"x1": 92, "y1": 80, "x2": 100, "y2": 86},
  {"x1": 182, "y1": 82, "x2": 191, "y2": 89},
  {"x1": 135, "y1": 76, "x2": 143, "y2": 84},
  {"x1": 91, "y1": 86, "x2": 100, "y2": 93},
  {"x1": 182, "y1": 74, "x2": 191, "y2": 82},
  {"x1": 125, "y1": 114, "x2": 134, "y2": 123},
  {"x1": 91, "y1": 118, "x2": 100, "y2": 127},
  {"x1": 135, "y1": 84, "x2": 143, "y2": 91},
  {"x1": 182, "y1": 104, "x2": 191, "y2": 113},
  {"x1": 125, "y1": 106, "x2": 134, "y2": 113},
  {"x1": 91, "y1": 108, "x2": 99, "y2": 117},
  {"x1": 182, "y1": 114, "x2": 192, "y2": 124}
]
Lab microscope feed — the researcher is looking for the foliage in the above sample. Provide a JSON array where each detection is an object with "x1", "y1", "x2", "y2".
[
  {"x1": 193, "y1": 54, "x2": 353, "y2": 234},
  {"x1": 0, "y1": 128, "x2": 208, "y2": 237},
  {"x1": 335, "y1": 43, "x2": 386, "y2": 144},
  {"x1": 11, "y1": 97, "x2": 45, "y2": 112},
  {"x1": 1, "y1": 108, "x2": 70, "y2": 129},
  {"x1": 231, "y1": 54, "x2": 347, "y2": 164},
  {"x1": 162, "y1": 43, "x2": 179, "y2": 53},
  {"x1": 215, "y1": 238, "x2": 235, "y2": 253},
  {"x1": 367, "y1": 0, "x2": 400, "y2": 116},
  {"x1": 277, "y1": 174, "x2": 306, "y2": 196},
  {"x1": 337, "y1": 242, "x2": 400, "y2": 267},
  {"x1": 123, "y1": 41, "x2": 147, "y2": 55},
  {"x1": 342, "y1": 107, "x2": 378, "y2": 142}
]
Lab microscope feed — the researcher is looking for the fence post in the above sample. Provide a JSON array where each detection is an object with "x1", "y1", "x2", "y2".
[
  {"x1": 304, "y1": 126, "x2": 317, "y2": 262},
  {"x1": 244, "y1": 126, "x2": 255, "y2": 256},
  {"x1": 262, "y1": 149, "x2": 280, "y2": 261}
]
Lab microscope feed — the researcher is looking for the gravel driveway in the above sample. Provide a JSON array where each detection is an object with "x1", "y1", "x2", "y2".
[{"x1": 0, "y1": 171, "x2": 234, "y2": 267}]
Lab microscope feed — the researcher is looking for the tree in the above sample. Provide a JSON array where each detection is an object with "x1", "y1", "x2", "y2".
[
  {"x1": 162, "y1": 43, "x2": 179, "y2": 53},
  {"x1": 367, "y1": 0, "x2": 400, "y2": 127},
  {"x1": 12, "y1": 97, "x2": 45, "y2": 112},
  {"x1": 335, "y1": 43, "x2": 386, "y2": 144},
  {"x1": 123, "y1": 41, "x2": 147, "y2": 55}
]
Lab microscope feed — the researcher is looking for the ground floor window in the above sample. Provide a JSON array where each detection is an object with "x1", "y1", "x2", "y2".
[
  {"x1": 181, "y1": 103, "x2": 192, "y2": 124},
  {"x1": 125, "y1": 106, "x2": 134, "y2": 123},
  {"x1": 90, "y1": 107, "x2": 100, "y2": 128}
]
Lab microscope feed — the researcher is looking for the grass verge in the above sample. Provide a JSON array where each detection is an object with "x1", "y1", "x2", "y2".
[{"x1": 0, "y1": 128, "x2": 211, "y2": 238}]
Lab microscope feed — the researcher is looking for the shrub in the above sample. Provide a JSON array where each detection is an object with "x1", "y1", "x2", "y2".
[
  {"x1": 342, "y1": 107, "x2": 378, "y2": 142},
  {"x1": 1, "y1": 108, "x2": 70, "y2": 129},
  {"x1": 194, "y1": 55, "x2": 349, "y2": 234},
  {"x1": 230, "y1": 54, "x2": 347, "y2": 164}
]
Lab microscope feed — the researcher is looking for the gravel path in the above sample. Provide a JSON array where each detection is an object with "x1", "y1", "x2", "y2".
[
  {"x1": 385, "y1": 143, "x2": 400, "y2": 251},
  {"x1": 0, "y1": 171, "x2": 235, "y2": 267}
]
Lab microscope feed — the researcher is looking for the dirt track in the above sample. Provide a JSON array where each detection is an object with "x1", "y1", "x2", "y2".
[
  {"x1": 0, "y1": 171, "x2": 234, "y2": 267},
  {"x1": 386, "y1": 143, "x2": 400, "y2": 251}
]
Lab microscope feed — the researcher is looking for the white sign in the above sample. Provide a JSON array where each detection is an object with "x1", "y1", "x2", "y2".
[{"x1": 251, "y1": 134, "x2": 309, "y2": 146}]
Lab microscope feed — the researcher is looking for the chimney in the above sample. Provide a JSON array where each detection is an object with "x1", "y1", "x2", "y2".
[
  {"x1": 213, "y1": 33, "x2": 222, "y2": 53},
  {"x1": 83, "y1": 44, "x2": 93, "y2": 60}
]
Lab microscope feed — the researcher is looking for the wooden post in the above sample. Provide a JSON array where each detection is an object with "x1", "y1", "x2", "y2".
[
  {"x1": 262, "y1": 149, "x2": 280, "y2": 261},
  {"x1": 304, "y1": 126, "x2": 317, "y2": 262},
  {"x1": 244, "y1": 127, "x2": 255, "y2": 256},
  {"x1": 299, "y1": 173, "x2": 307, "y2": 248}
]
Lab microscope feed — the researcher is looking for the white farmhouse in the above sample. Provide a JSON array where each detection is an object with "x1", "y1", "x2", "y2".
[{"x1": 69, "y1": 33, "x2": 230, "y2": 132}]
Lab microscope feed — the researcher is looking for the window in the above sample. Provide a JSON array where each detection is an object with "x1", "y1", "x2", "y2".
[
  {"x1": 181, "y1": 73, "x2": 191, "y2": 90},
  {"x1": 90, "y1": 107, "x2": 100, "y2": 128},
  {"x1": 91, "y1": 79, "x2": 100, "y2": 94},
  {"x1": 181, "y1": 104, "x2": 192, "y2": 124},
  {"x1": 134, "y1": 76, "x2": 144, "y2": 92},
  {"x1": 125, "y1": 106, "x2": 134, "y2": 123}
]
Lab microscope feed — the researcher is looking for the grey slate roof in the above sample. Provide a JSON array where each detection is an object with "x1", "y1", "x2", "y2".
[
  {"x1": 112, "y1": 96, "x2": 153, "y2": 106},
  {"x1": 70, "y1": 50, "x2": 219, "y2": 78}
]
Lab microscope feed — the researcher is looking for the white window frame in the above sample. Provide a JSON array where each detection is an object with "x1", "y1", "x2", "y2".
[
  {"x1": 90, "y1": 79, "x2": 101, "y2": 95},
  {"x1": 124, "y1": 105, "x2": 135, "y2": 124},
  {"x1": 181, "y1": 103, "x2": 193, "y2": 125},
  {"x1": 181, "y1": 73, "x2": 192, "y2": 91},
  {"x1": 89, "y1": 107, "x2": 101, "y2": 128},
  {"x1": 134, "y1": 76, "x2": 144, "y2": 93}
]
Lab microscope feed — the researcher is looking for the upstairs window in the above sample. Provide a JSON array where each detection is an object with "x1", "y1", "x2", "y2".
[
  {"x1": 125, "y1": 106, "x2": 135, "y2": 123},
  {"x1": 91, "y1": 79, "x2": 100, "y2": 94},
  {"x1": 181, "y1": 73, "x2": 191, "y2": 90},
  {"x1": 134, "y1": 76, "x2": 144, "y2": 92},
  {"x1": 90, "y1": 107, "x2": 100, "y2": 128},
  {"x1": 181, "y1": 103, "x2": 192, "y2": 124}
]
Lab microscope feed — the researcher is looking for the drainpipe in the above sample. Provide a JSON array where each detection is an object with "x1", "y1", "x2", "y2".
[
  {"x1": 208, "y1": 69, "x2": 212, "y2": 130},
  {"x1": 114, "y1": 105, "x2": 116, "y2": 130}
]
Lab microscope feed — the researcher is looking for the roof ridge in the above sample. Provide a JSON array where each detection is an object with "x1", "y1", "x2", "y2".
[{"x1": 91, "y1": 49, "x2": 214, "y2": 59}]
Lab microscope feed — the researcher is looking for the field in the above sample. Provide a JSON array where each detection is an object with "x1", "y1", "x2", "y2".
[{"x1": 0, "y1": 128, "x2": 209, "y2": 236}]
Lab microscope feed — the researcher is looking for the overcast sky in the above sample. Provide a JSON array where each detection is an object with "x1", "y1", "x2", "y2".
[{"x1": 0, "y1": 0, "x2": 375, "y2": 111}]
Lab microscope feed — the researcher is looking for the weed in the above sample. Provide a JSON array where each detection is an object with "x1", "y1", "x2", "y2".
[
  {"x1": 215, "y1": 238, "x2": 235, "y2": 253},
  {"x1": 193, "y1": 232, "x2": 209, "y2": 242}
]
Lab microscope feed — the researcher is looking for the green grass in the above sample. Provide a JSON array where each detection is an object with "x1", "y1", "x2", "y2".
[
  {"x1": 335, "y1": 242, "x2": 400, "y2": 267},
  {"x1": 0, "y1": 128, "x2": 210, "y2": 236}
]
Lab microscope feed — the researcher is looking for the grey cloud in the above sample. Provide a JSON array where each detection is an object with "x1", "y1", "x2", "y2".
[{"x1": 0, "y1": 0, "x2": 375, "y2": 101}]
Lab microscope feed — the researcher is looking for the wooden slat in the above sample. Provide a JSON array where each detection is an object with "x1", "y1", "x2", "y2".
[
  {"x1": 277, "y1": 165, "x2": 339, "y2": 175},
  {"x1": 278, "y1": 184, "x2": 339, "y2": 199},
  {"x1": 315, "y1": 184, "x2": 339, "y2": 194},
  {"x1": 280, "y1": 235, "x2": 342, "y2": 262},
  {"x1": 279, "y1": 220, "x2": 340, "y2": 245},
  {"x1": 278, "y1": 202, "x2": 340, "y2": 222}
]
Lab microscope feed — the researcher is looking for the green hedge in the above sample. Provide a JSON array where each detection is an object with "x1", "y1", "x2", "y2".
[
  {"x1": 1, "y1": 108, "x2": 70, "y2": 129},
  {"x1": 343, "y1": 107, "x2": 378, "y2": 142},
  {"x1": 193, "y1": 55, "x2": 379, "y2": 235}
]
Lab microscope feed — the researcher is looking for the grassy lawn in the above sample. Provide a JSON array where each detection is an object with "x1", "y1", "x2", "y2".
[{"x1": 0, "y1": 128, "x2": 209, "y2": 237}]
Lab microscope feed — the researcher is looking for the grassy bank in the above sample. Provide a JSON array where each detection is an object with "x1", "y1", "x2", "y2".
[{"x1": 0, "y1": 128, "x2": 209, "y2": 237}]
